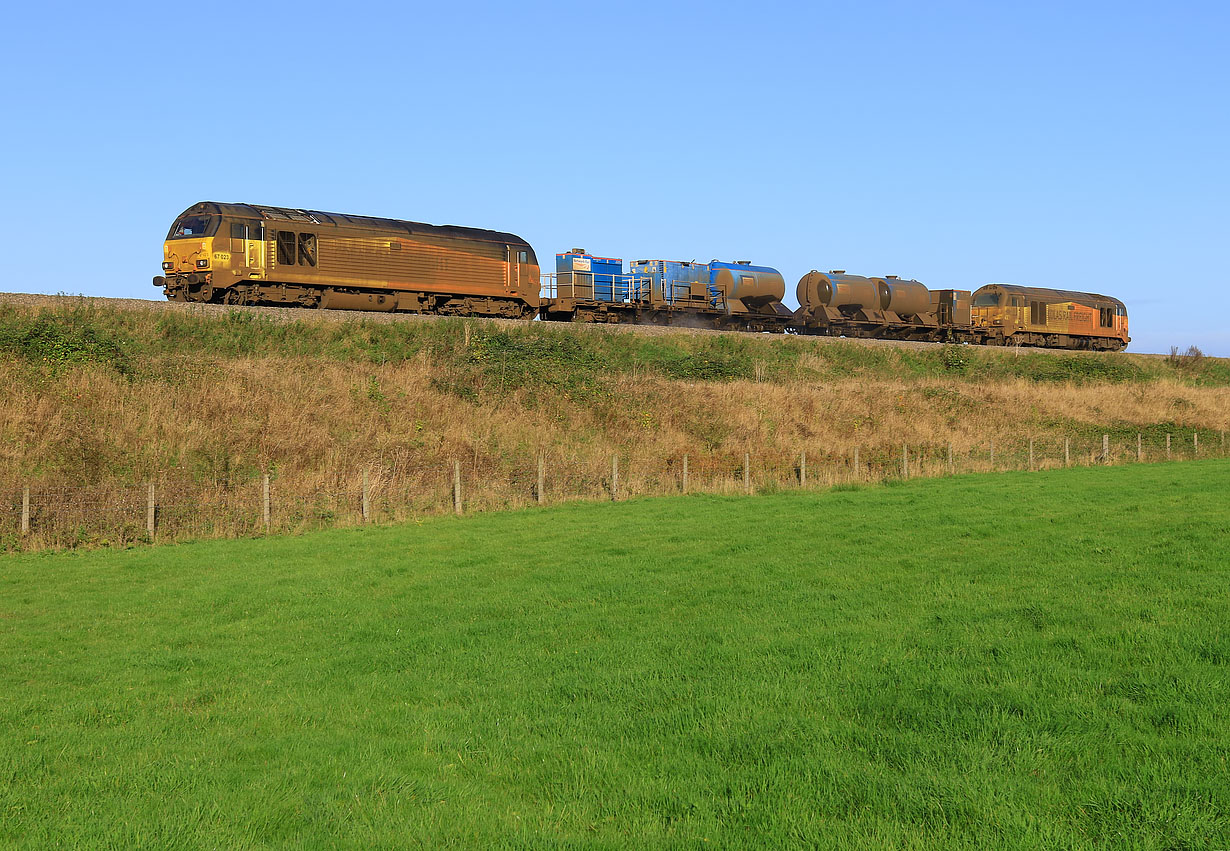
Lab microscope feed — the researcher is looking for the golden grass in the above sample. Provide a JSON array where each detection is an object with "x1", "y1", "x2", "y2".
[
  {"x1": 2, "y1": 303, "x2": 1228, "y2": 549},
  {"x1": 2, "y1": 360, "x2": 1226, "y2": 482}
]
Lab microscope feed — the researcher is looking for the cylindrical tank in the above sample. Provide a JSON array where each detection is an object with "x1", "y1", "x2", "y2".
[
  {"x1": 796, "y1": 270, "x2": 880, "y2": 312},
  {"x1": 711, "y1": 261, "x2": 785, "y2": 307},
  {"x1": 870, "y1": 276, "x2": 931, "y2": 317}
]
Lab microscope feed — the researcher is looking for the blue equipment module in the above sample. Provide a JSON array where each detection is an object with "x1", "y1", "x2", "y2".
[
  {"x1": 628, "y1": 260, "x2": 724, "y2": 306},
  {"x1": 556, "y1": 250, "x2": 624, "y2": 301}
]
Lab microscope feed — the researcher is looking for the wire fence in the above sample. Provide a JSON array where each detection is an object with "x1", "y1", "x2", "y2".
[{"x1": 1, "y1": 430, "x2": 1224, "y2": 552}]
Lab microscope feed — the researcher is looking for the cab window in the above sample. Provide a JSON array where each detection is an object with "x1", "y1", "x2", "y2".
[
  {"x1": 169, "y1": 216, "x2": 216, "y2": 239},
  {"x1": 276, "y1": 231, "x2": 296, "y2": 265},
  {"x1": 274, "y1": 230, "x2": 318, "y2": 266},
  {"x1": 298, "y1": 233, "x2": 317, "y2": 266},
  {"x1": 1099, "y1": 306, "x2": 1114, "y2": 327},
  {"x1": 972, "y1": 292, "x2": 1000, "y2": 307}
]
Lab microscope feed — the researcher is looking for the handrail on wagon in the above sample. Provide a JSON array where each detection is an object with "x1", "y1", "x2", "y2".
[
  {"x1": 539, "y1": 271, "x2": 653, "y2": 303},
  {"x1": 539, "y1": 271, "x2": 729, "y2": 310}
]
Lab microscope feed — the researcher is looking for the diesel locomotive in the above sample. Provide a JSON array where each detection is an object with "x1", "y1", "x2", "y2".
[
  {"x1": 154, "y1": 201, "x2": 540, "y2": 318},
  {"x1": 970, "y1": 284, "x2": 1128, "y2": 350},
  {"x1": 154, "y1": 202, "x2": 1130, "y2": 350}
]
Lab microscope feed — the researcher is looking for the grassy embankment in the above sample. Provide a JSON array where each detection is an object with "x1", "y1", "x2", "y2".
[
  {"x1": 1, "y1": 461, "x2": 1227, "y2": 847},
  {"x1": 1, "y1": 298, "x2": 1228, "y2": 546}
]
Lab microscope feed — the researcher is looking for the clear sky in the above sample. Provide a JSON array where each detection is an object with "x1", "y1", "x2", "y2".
[{"x1": 1, "y1": 0, "x2": 1226, "y2": 355}]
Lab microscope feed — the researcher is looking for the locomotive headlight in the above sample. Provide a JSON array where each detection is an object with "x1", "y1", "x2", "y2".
[
  {"x1": 162, "y1": 261, "x2": 173, "y2": 270},
  {"x1": 196, "y1": 259, "x2": 209, "y2": 269}
]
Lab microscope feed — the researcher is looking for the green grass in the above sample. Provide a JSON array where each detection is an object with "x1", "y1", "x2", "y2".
[
  {"x1": 3, "y1": 298, "x2": 1229, "y2": 389},
  {"x1": 2, "y1": 462, "x2": 1228, "y2": 848}
]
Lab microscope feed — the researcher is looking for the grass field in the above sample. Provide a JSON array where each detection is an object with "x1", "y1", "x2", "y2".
[{"x1": 2, "y1": 461, "x2": 1228, "y2": 848}]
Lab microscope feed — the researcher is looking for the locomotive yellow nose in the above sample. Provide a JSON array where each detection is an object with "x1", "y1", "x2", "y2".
[{"x1": 163, "y1": 239, "x2": 212, "y2": 273}]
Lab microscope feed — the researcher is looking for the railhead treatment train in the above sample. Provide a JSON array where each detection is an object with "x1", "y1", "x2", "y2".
[{"x1": 154, "y1": 201, "x2": 1129, "y2": 351}]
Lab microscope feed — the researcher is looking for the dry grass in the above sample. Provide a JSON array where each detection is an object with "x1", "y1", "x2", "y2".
[
  {"x1": 6, "y1": 358, "x2": 1228, "y2": 486},
  {"x1": 1, "y1": 299, "x2": 1228, "y2": 548}
]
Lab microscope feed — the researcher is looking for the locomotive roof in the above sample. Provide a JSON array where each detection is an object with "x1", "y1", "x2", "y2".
[
  {"x1": 978, "y1": 283, "x2": 1126, "y2": 310},
  {"x1": 178, "y1": 202, "x2": 534, "y2": 248}
]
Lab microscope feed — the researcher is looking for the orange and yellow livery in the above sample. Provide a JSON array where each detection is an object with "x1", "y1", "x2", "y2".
[{"x1": 971, "y1": 284, "x2": 1128, "y2": 351}]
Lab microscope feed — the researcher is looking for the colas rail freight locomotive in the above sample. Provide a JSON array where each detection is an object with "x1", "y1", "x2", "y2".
[{"x1": 154, "y1": 201, "x2": 1129, "y2": 351}]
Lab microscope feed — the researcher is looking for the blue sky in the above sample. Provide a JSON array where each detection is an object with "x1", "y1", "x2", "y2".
[{"x1": 1, "y1": 0, "x2": 1226, "y2": 354}]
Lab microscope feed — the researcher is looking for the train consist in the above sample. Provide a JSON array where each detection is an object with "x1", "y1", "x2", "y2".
[{"x1": 154, "y1": 202, "x2": 1130, "y2": 351}]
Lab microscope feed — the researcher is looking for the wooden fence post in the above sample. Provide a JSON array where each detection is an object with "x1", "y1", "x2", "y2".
[
  {"x1": 901, "y1": 444, "x2": 909, "y2": 479},
  {"x1": 147, "y1": 483, "x2": 155, "y2": 540},
  {"x1": 853, "y1": 447, "x2": 860, "y2": 478},
  {"x1": 799, "y1": 451, "x2": 806, "y2": 487},
  {"x1": 537, "y1": 454, "x2": 545, "y2": 505},
  {"x1": 453, "y1": 461, "x2": 462, "y2": 514},
  {"x1": 1137, "y1": 433, "x2": 1142, "y2": 462},
  {"x1": 263, "y1": 474, "x2": 271, "y2": 531},
  {"x1": 1064, "y1": 438, "x2": 1070, "y2": 467},
  {"x1": 990, "y1": 440, "x2": 995, "y2": 470},
  {"x1": 1102, "y1": 434, "x2": 1109, "y2": 464},
  {"x1": 22, "y1": 487, "x2": 30, "y2": 536},
  {"x1": 947, "y1": 442, "x2": 953, "y2": 475},
  {"x1": 681, "y1": 454, "x2": 688, "y2": 493},
  {"x1": 1028, "y1": 439, "x2": 1034, "y2": 471},
  {"x1": 611, "y1": 454, "x2": 619, "y2": 502},
  {"x1": 1194, "y1": 432, "x2": 1199, "y2": 456},
  {"x1": 1166, "y1": 433, "x2": 1171, "y2": 459},
  {"x1": 743, "y1": 453, "x2": 751, "y2": 495},
  {"x1": 362, "y1": 469, "x2": 370, "y2": 523}
]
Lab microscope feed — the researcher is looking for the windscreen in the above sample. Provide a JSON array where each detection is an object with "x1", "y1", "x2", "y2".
[
  {"x1": 169, "y1": 216, "x2": 216, "y2": 239},
  {"x1": 972, "y1": 292, "x2": 1001, "y2": 307}
]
